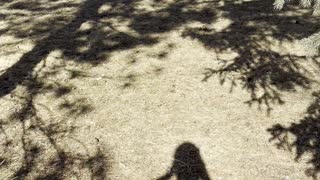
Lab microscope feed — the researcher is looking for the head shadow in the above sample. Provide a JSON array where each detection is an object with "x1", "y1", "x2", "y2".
[{"x1": 157, "y1": 142, "x2": 210, "y2": 180}]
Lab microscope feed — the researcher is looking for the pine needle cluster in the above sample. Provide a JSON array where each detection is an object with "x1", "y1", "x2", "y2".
[{"x1": 273, "y1": 0, "x2": 320, "y2": 15}]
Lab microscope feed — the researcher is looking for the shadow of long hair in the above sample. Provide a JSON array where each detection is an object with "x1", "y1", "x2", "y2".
[{"x1": 157, "y1": 142, "x2": 210, "y2": 180}]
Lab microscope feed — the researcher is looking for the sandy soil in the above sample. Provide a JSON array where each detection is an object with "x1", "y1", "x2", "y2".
[{"x1": 0, "y1": 0, "x2": 320, "y2": 179}]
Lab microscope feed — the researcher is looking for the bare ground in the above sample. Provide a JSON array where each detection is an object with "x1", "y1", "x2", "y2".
[{"x1": 1, "y1": 0, "x2": 320, "y2": 179}]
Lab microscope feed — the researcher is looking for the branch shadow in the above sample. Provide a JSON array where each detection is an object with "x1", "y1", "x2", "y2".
[
  {"x1": 182, "y1": 0, "x2": 320, "y2": 112},
  {"x1": 0, "y1": 0, "x2": 218, "y2": 98},
  {"x1": 268, "y1": 91, "x2": 320, "y2": 179},
  {"x1": 0, "y1": 0, "x2": 157, "y2": 98},
  {"x1": 0, "y1": 70, "x2": 111, "y2": 179},
  {"x1": 0, "y1": 0, "x2": 220, "y2": 178}
]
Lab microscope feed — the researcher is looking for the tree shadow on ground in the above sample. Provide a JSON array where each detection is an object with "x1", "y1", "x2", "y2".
[
  {"x1": 0, "y1": 0, "x2": 217, "y2": 98},
  {"x1": 268, "y1": 91, "x2": 320, "y2": 179},
  {"x1": 157, "y1": 142, "x2": 211, "y2": 180},
  {"x1": 0, "y1": 66, "x2": 111, "y2": 179},
  {"x1": 2, "y1": 0, "x2": 320, "y2": 178},
  {"x1": 0, "y1": 0, "x2": 157, "y2": 98},
  {"x1": 182, "y1": 0, "x2": 320, "y2": 112},
  {"x1": 0, "y1": 0, "x2": 218, "y2": 178}
]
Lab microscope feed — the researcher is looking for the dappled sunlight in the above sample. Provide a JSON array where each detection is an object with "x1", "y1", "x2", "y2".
[
  {"x1": 0, "y1": 0, "x2": 216, "y2": 178},
  {"x1": 183, "y1": 0, "x2": 320, "y2": 112},
  {"x1": 0, "y1": 54, "x2": 111, "y2": 178},
  {"x1": 1, "y1": 0, "x2": 320, "y2": 179}
]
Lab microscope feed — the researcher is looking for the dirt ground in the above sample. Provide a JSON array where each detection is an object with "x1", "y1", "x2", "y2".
[{"x1": 1, "y1": 0, "x2": 320, "y2": 179}]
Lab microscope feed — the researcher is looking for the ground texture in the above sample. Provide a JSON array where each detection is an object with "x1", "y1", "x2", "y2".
[{"x1": 1, "y1": 0, "x2": 320, "y2": 179}]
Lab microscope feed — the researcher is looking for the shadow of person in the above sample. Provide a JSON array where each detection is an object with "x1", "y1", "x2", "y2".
[{"x1": 157, "y1": 142, "x2": 211, "y2": 180}]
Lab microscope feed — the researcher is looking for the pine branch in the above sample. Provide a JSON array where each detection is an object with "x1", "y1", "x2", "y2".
[{"x1": 273, "y1": 0, "x2": 320, "y2": 15}]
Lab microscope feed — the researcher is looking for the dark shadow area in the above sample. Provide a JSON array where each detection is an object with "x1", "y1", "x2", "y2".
[
  {"x1": 128, "y1": 1, "x2": 216, "y2": 35},
  {"x1": 182, "y1": 0, "x2": 320, "y2": 112},
  {"x1": 0, "y1": 1, "x2": 218, "y2": 178},
  {"x1": 2, "y1": 0, "x2": 320, "y2": 178},
  {"x1": 268, "y1": 91, "x2": 320, "y2": 179},
  {"x1": 157, "y1": 142, "x2": 211, "y2": 180},
  {"x1": 0, "y1": 71, "x2": 111, "y2": 179},
  {"x1": 0, "y1": 0, "x2": 217, "y2": 98},
  {"x1": 9, "y1": 1, "x2": 42, "y2": 11},
  {"x1": 0, "y1": 0, "x2": 157, "y2": 98}
]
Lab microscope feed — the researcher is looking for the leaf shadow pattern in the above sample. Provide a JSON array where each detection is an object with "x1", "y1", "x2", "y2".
[
  {"x1": 0, "y1": 0, "x2": 219, "y2": 178},
  {"x1": 0, "y1": 0, "x2": 217, "y2": 98},
  {"x1": 0, "y1": 59, "x2": 110, "y2": 179},
  {"x1": 157, "y1": 142, "x2": 211, "y2": 180},
  {"x1": 182, "y1": 0, "x2": 320, "y2": 112},
  {"x1": 0, "y1": 0, "x2": 157, "y2": 98},
  {"x1": 127, "y1": 0, "x2": 216, "y2": 35},
  {"x1": 268, "y1": 91, "x2": 320, "y2": 179},
  {"x1": 1, "y1": 85, "x2": 110, "y2": 179}
]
